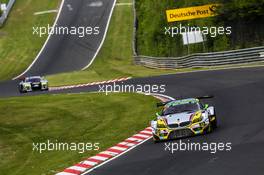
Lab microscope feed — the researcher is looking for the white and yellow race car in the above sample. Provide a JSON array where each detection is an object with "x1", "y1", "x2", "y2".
[
  {"x1": 18, "y1": 76, "x2": 49, "y2": 93},
  {"x1": 151, "y1": 96, "x2": 217, "y2": 142}
]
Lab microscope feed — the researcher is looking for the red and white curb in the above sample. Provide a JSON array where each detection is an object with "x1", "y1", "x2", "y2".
[
  {"x1": 55, "y1": 93, "x2": 174, "y2": 175},
  {"x1": 55, "y1": 127, "x2": 153, "y2": 175},
  {"x1": 49, "y1": 77, "x2": 132, "y2": 91}
]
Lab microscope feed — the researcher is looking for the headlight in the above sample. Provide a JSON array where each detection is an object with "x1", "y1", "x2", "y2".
[
  {"x1": 191, "y1": 112, "x2": 203, "y2": 123},
  {"x1": 157, "y1": 119, "x2": 166, "y2": 128},
  {"x1": 192, "y1": 116, "x2": 203, "y2": 123},
  {"x1": 157, "y1": 123, "x2": 166, "y2": 128}
]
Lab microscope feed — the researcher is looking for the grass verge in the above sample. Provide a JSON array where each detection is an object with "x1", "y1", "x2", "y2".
[
  {"x1": 0, "y1": 0, "x2": 9, "y2": 4},
  {"x1": 0, "y1": 0, "x2": 60, "y2": 81},
  {"x1": 0, "y1": 92, "x2": 158, "y2": 175}
]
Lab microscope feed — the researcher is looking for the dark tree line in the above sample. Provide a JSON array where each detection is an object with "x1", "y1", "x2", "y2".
[{"x1": 216, "y1": 0, "x2": 264, "y2": 48}]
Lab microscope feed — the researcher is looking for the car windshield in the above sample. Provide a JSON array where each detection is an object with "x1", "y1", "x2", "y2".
[
  {"x1": 162, "y1": 103, "x2": 200, "y2": 115},
  {"x1": 26, "y1": 78, "x2": 40, "y2": 82}
]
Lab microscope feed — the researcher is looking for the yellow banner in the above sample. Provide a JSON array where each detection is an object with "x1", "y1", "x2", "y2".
[{"x1": 166, "y1": 4, "x2": 219, "y2": 22}]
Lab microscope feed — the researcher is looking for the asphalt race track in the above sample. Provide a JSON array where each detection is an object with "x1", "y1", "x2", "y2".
[
  {"x1": 22, "y1": 0, "x2": 115, "y2": 77},
  {"x1": 0, "y1": 0, "x2": 264, "y2": 174}
]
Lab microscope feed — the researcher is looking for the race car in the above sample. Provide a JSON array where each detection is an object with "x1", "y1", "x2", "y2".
[
  {"x1": 18, "y1": 76, "x2": 49, "y2": 93},
  {"x1": 151, "y1": 96, "x2": 217, "y2": 142}
]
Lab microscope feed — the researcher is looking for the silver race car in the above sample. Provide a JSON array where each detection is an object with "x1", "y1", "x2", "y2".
[{"x1": 19, "y1": 76, "x2": 49, "y2": 93}]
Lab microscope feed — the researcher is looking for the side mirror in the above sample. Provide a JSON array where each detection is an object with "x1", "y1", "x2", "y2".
[{"x1": 157, "y1": 102, "x2": 165, "y2": 107}]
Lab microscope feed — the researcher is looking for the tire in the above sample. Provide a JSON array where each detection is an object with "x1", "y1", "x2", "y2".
[
  {"x1": 211, "y1": 115, "x2": 218, "y2": 129},
  {"x1": 19, "y1": 85, "x2": 26, "y2": 93},
  {"x1": 209, "y1": 108, "x2": 218, "y2": 129},
  {"x1": 206, "y1": 115, "x2": 217, "y2": 134},
  {"x1": 153, "y1": 135, "x2": 160, "y2": 143},
  {"x1": 205, "y1": 122, "x2": 213, "y2": 133}
]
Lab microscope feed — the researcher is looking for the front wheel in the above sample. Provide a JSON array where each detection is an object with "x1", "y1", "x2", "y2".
[
  {"x1": 19, "y1": 85, "x2": 26, "y2": 93},
  {"x1": 153, "y1": 135, "x2": 160, "y2": 143},
  {"x1": 210, "y1": 115, "x2": 217, "y2": 129},
  {"x1": 205, "y1": 122, "x2": 213, "y2": 133}
]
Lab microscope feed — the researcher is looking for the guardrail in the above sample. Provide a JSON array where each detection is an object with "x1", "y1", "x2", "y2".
[
  {"x1": 0, "y1": 0, "x2": 16, "y2": 26},
  {"x1": 134, "y1": 46, "x2": 264, "y2": 69}
]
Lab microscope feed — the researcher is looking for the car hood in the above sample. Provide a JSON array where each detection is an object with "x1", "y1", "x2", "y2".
[{"x1": 164, "y1": 112, "x2": 196, "y2": 124}]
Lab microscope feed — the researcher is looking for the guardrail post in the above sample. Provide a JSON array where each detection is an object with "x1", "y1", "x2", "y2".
[{"x1": 0, "y1": 0, "x2": 16, "y2": 27}]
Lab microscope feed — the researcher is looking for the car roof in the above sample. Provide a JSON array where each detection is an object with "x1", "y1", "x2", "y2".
[
  {"x1": 166, "y1": 98, "x2": 199, "y2": 107},
  {"x1": 26, "y1": 76, "x2": 41, "y2": 79}
]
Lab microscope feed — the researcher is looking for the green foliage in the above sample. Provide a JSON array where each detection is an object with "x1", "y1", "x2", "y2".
[
  {"x1": 135, "y1": 0, "x2": 264, "y2": 57},
  {"x1": 216, "y1": 0, "x2": 264, "y2": 48},
  {"x1": 218, "y1": 0, "x2": 264, "y2": 20},
  {"x1": 0, "y1": 0, "x2": 60, "y2": 81},
  {"x1": 0, "y1": 0, "x2": 9, "y2": 4}
]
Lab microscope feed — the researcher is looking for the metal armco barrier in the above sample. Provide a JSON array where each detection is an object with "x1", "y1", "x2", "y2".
[
  {"x1": 134, "y1": 46, "x2": 264, "y2": 69},
  {"x1": 0, "y1": 0, "x2": 16, "y2": 26}
]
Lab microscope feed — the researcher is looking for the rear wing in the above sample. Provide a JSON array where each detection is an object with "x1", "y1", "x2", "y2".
[
  {"x1": 156, "y1": 95, "x2": 214, "y2": 107},
  {"x1": 196, "y1": 95, "x2": 214, "y2": 100}
]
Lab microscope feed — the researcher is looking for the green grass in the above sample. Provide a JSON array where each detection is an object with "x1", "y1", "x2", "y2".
[
  {"x1": 0, "y1": 0, "x2": 9, "y2": 4},
  {"x1": 0, "y1": 0, "x2": 60, "y2": 81},
  {"x1": 0, "y1": 92, "x2": 158, "y2": 175}
]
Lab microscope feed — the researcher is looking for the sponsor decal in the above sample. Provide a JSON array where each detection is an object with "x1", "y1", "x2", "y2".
[{"x1": 166, "y1": 4, "x2": 219, "y2": 22}]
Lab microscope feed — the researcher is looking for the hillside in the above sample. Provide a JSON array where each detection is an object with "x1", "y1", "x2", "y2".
[{"x1": 135, "y1": 0, "x2": 264, "y2": 57}]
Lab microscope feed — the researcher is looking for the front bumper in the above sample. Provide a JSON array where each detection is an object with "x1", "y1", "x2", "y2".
[{"x1": 152, "y1": 119, "x2": 210, "y2": 141}]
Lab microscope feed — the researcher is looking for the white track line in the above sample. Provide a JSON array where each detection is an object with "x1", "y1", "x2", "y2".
[
  {"x1": 34, "y1": 9, "x2": 58, "y2": 15},
  {"x1": 81, "y1": 0, "x2": 117, "y2": 70},
  {"x1": 12, "y1": 0, "x2": 66, "y2": 80},
  {"x1": 116, "y1": 3, "x2": 132, "y2": 6}
]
